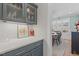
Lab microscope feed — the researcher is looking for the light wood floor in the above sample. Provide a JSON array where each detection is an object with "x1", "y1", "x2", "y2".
[{"x1": 52, "y1": 39, "x2": 79, "y2": 56}]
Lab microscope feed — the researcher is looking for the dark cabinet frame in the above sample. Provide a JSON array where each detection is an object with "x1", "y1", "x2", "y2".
[{"x1": 0, "y1": 3, "x2": 3, "y2": 20}]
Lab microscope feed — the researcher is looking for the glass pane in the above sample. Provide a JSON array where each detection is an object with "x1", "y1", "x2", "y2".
[
  {"x1": 7, "y1": 3, "x2": 23, "y2": 19},
  {"x1": 26, "y1": 4, "x2": 36, "y2": 23}
]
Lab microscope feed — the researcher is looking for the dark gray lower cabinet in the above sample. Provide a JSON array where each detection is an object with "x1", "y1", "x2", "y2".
[
  {"x1": 0, "y1": 40, "x2": 43, "y2": 56},
  {"x1": 72, "y1": 32, "x2": 79, "y2": 54},
  {"x1": 30, "y1": 45, "x2": 43, "y2": 56}
]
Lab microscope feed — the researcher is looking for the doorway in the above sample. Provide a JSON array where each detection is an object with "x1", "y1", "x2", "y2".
[{"x1": 51, "y1": 16, "x2": 71, "y2": 56}]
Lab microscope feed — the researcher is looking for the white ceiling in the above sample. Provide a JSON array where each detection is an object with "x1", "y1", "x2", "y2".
[{"x1": 48, "y1": 3, "x2": 79, "y2": 18}]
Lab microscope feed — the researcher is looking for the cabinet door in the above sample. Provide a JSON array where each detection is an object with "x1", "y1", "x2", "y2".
[
  {"x1": 75, "y1": 32, "x2": 79, "y2": 51},
  {"x1": 72, "y1": 32, "x2": 77, "y2": 51},
  {"x1": 3, "y1": 3, "x2": 26, "y2": 23},
  {"x1": 72, "y1": 32, "x2": 79, "y2": 52},
  {"x1": 14, "y1": 3, "x2": 26, "y2": 23},
  {"x1": 24, "y1": 3, "x2": 37, "y2": 25},
  {"x1": 30, "y1": 44, "x2": 43, "y2": 56},
  {"x1": 0, "y1": 3, "x2": 3, "y2": 20},
  {"x1": 22, "y1": 51, "x2": 32, "y2": 56}
]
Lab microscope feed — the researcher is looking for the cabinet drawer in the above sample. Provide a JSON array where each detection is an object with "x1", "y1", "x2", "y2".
[{"x1": 1, "y1": 40, "x2": 43, "y2": 56}]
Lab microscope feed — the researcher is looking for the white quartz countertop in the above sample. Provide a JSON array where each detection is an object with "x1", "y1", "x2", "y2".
[{"x1": 0, "y1": 36, "x2": 44, "y2": 54}]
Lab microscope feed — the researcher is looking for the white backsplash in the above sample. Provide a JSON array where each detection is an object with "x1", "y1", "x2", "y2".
[
  {"x1": 0, "y1": 21, "x2": 40, "y2": 41},
  {"x1": 0, "y1": 21, "x2": 17, "y2": 41}
]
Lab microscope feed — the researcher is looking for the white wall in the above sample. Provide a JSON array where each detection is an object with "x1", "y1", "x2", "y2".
[
  {"x1": 36, "y1": 3, "x2": 47, "y2": 56},
  {"x1": 0, "y1": 22, "x2": 17, "y2": 41},
  {"x1": 36, "y1": 3, "x2": 53, "y2": 56},
  {"x1": 48, "y1": 3, "x2": 79, "y2": 18},
  {"x1": 0, "y1": 21, "x2": 41, "y2": 40}
]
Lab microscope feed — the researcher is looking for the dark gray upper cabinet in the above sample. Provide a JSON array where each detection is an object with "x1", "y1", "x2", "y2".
[
  {"x1": 0, "y1": 3, "x2": 38, "y2": 24},
  {"x1": 2, "y1": 3, "x2": 26, "y2": 23},
  {"x1": 25, "y1": 3, "x2": 38, "y2": 25},
  {"x1": 0, "y1": 3, "x2": 3, "y2": 20}
]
